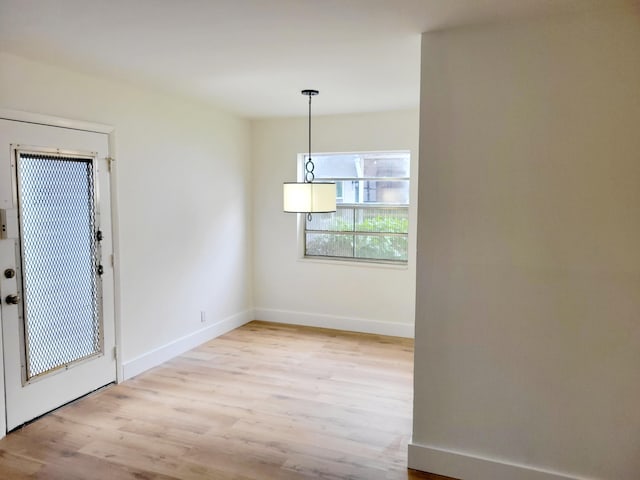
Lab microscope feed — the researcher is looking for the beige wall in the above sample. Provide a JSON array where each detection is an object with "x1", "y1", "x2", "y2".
[
  {"x1": 252, "y1": 110, "x2": 419, "y2": 336},
  {"x1": 410, "y1": 7, "x2": 640, "y2": 480},
  {"x1": 0, "y1": 53, "x2": 253, "y2": 369}
]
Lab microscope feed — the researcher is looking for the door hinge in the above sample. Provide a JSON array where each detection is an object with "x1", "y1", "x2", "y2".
[
  {"x1": 106, "y1": 157, "x2": 115, "y2": 172},
  {"x1": 110, "y1": 254, "x2": 114, "y2": 267},
  {"x1": 112, "y1": 346, "x2": 118, "y2": 360}
]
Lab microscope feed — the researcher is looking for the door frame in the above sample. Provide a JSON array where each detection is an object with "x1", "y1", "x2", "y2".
[{"x1": 0, "y1": 108, "x2": 123, "y2": 436}]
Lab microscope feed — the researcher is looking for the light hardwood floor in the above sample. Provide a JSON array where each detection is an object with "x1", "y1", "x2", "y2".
[{"x1": 0, "y1": 321, "x2": 455, "y2": 480}]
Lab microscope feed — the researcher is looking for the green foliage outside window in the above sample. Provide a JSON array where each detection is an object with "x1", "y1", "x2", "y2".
[{"x1": 306, "y1": 212, "x2": 408, "y2": 262}]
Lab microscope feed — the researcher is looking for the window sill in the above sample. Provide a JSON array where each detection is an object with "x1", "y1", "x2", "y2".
[{"x1": 297, "y1": 256, "x2": 409, "y2": 270}]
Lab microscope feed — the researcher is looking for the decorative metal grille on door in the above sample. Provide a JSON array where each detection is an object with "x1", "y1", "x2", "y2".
[{"x1": 16, "y1": 151, "x2": 103, "y2": 380}]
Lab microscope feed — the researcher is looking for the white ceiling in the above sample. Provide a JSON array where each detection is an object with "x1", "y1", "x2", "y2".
[{"x1": 0, "y1": 0, "x2": 633, "y2": 118}]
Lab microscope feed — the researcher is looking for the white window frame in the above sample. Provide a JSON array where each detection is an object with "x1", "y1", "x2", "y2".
[{"x1": 296, "y1": 150, "x2": 410, "y2": 266}]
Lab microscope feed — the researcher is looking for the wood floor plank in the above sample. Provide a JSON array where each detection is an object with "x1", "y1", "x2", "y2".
[
  {"x1": 0, "y1": 449, "x2": 43, "y2": 479},
  {"x1": 0, "y1": 320, "x2": 455, "y2": 480}
]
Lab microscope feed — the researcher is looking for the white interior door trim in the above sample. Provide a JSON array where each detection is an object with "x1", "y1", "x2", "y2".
[
  {"x1": 0, "y1": 109, "x2": 113, "y2": 135},
  {"x1": 0, "y1": 108, "x2": 123, "y2": 384}
]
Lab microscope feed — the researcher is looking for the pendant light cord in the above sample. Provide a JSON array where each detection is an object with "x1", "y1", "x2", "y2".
[
  {"x1": 302, "y1": 90, "x2": 318, "y2": 221},
  {"x1": 304, "y1": 94, "x2": 314, "y2": 184},
  {"x1": 308, "y1": 92, "x2": 312, "y2": 171}
]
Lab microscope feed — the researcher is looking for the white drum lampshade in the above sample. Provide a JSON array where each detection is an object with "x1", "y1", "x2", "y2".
[{"x1": 283, "y1": 182, "x2": 336, "y2": 213}]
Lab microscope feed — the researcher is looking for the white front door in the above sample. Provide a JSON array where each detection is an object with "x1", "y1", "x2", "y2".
[{"x1": 0, "y1": 118, "x2": 116, "y2": 431}]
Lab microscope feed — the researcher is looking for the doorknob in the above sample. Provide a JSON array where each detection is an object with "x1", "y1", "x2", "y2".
[{"x1": 5, "y1": 294, "x2": 20, "y2": 305}]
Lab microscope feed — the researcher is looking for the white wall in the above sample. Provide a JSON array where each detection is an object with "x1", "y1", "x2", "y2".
[
  {"x1": 252, "y1": 110, "x2": 419, "y2": 337},
  {"x1": 0, "y1": 53, "x2": 253, "y2": 378},
  {"x1": 410, "y1": 7, "x2": 640, "y2": 480}
]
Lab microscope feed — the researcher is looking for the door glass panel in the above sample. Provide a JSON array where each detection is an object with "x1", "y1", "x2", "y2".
[{"x1": 16, "y1": 152, "x2": 102, "y2": 380}]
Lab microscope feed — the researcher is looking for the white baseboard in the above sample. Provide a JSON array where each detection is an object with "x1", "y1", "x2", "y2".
[
  {"x1": 408, "y1": 443, "x2": 586, "y2": 480},
  {"x1": 122, "y1": 309, "x2": 253, "y2": 380},
  {"x1": 254, "y1": 307, "x2": 414, "y2": 338}
]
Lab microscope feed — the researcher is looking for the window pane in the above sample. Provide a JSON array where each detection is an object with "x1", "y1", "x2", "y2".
[
  {"x1": 306, "y1": 208, "x2": 353, "y2": 232},
  {"x1": 356, "y1": 207, "x2": 408, "y2": 233},
  {"x1": 334, "y1": 180, "x2": 410, "y2": 205},
  {"x1": 311, "y1": 154, "x2": 361, "y2": 179},
  {"x1": 356, "y1": 180, "x2": 410, "y2": 204},
  {"x1": 306, "y1": 232, "x2": 354, "y2": 257},
  {"x1": 355, "y1": 234, "x2": 408, "y2": 262},
  {"x1": 310, "y1": 153, "x2": 410, "y2": 180},
  {"x1": 362, "y1": 155, "x2": 410, "y2": 178}
]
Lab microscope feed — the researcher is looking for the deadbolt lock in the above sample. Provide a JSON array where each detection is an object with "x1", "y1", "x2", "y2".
[
  {"x1": 5, "y1": 294, "x2": 20, "y2": 305},
  {"x1": 4, "y1": 268, "x2": 15, "y2": 279}
]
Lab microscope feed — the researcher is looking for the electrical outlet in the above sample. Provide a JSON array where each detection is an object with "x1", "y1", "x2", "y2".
[{"x1": 200, "y1": 310, "x2": 206, "y2": 323}]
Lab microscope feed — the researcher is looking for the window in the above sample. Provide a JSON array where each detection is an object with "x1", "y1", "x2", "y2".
[{"x1": 303, "y1": 151, "x2": 410, "y2": 264}]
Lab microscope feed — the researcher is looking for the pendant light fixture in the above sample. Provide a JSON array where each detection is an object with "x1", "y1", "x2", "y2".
[{"x1": 283, "y1": 89, "x2": 336, "y2": 219}]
